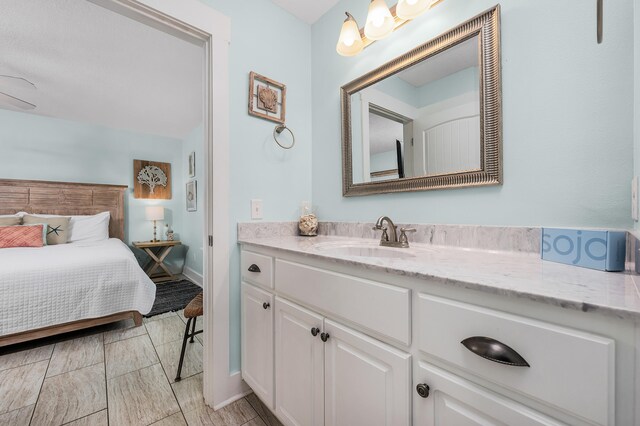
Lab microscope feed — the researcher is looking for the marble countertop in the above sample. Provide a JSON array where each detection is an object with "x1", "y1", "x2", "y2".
[{"x1": 238, "y1": 235, "x2": 640, "y2": 320}]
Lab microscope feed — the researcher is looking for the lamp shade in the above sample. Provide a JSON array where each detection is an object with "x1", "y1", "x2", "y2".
[
  {"x1": 396, "y1": 0, "x2": 430, "y2": 20},
  {"x1": 145, "y1": 206, "x2": 164, "y2": 221},
  {"x1": 336, "y1": 12, "x2": 364, "y2": 56},
  {"x1": 364, "y1": 0, "x2": 395, "y2": 41}
]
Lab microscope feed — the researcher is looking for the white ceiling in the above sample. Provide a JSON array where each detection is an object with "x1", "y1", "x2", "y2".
[
  {"x1": 0, "y1": 0, "x2": 203, "y2": 140},
  {"x1": 270, "y1": 0, "x2": 340, "y2": 24},
  {"x1": 397, "y1": 36, "x2": 479, "y2": 87}
]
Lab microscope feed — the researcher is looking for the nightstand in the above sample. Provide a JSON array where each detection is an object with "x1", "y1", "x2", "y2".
[{"x1": 133, "y1": 240, "x2": 182, "y2": 283}]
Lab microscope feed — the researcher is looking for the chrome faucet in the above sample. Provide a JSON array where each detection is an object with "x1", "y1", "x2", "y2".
[{"x1": 373, "y1": 216, "x2": 416, "y2": 248}]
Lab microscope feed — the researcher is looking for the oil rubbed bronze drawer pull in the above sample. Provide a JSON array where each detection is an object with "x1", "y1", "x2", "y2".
[
  {"x1": 248, "y1": 264, "x2": 261, "y2": 273},
  {"x1": 461, "y1": 336, "x2": 530, "y2": 367}
]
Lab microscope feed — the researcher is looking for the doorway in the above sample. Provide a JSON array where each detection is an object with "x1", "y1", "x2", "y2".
[{"x1": 91, "y1": 0, "x2": 236, "y2": 409}]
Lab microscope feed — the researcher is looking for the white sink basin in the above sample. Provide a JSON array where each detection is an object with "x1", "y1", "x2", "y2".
[{"x1": 312, "y1": 241, "x2": 416, "y2": 259}]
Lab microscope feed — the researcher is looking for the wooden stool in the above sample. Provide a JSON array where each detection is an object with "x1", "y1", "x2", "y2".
[{"x1": 175, "y1": 292, "x2": 203, "y2": 382}]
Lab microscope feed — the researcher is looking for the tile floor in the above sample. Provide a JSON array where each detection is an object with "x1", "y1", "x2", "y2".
[{"x1": 0, "y1": 311, "x2": 282, "y2": 426}]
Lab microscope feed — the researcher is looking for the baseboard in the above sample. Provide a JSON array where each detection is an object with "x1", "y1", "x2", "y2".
[
  {"x1": 212, "y1": 371, "x2": 252, "y2": 410},
  {"x1": 182, "y1": 266, "x2": 203, "y2": 287}
]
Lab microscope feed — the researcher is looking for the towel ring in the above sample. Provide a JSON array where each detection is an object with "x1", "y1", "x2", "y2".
[{"x1": 273, "y1": 125, "x2": 295, "y2": 149}]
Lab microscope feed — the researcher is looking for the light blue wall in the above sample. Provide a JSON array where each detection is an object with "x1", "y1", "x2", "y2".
[
  {"x1": 371, "y1": 150, "x2": 397, "y2": 172},
  {"x1": 181, "y1": 124, "x2": 204, "y2": 275},
  {"x1": 0, "y1": 109, "x2": 190, "y2": 270},
  {"x1": 312, "y1": 0, "x2": 634, "y2": 228},
  {"x1": 417, "y1": 66, "x2": 478, "y2": 108},
  {"x1": 374, "y1": 75, "x2": 420, "y2": 108},
  {"x1": 198, "y1": 0, "x2": 313, "y2": 373}
]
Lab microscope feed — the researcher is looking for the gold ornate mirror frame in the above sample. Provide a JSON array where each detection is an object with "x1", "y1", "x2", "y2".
[{"x1": 341, "y1": 5, "x2": 502, "y2": 196}]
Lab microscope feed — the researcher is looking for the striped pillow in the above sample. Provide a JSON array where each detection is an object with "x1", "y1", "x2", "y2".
[{"x1": 0, "y1": 225, "x2": 45, "y2": 248}]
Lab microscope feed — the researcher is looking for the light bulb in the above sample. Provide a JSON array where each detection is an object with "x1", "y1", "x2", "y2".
[
  {"x1": 364, "y1": 0, "x2": 394, "y2": 40},
  {"x1": 336, "y1": 12, "x2": 364, "y2": 56},
  {"x1": 396, "y1": 0, "x2": 430, "y2": 20}
]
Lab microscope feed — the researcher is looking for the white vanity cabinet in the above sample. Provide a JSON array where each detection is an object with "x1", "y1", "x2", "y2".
[
  {"x1": 417, "y1": 294, "x2": 615, "y2": 426},
  {"x1": 240, "y1": 246, "x2": 635, "y2": 426},
  {"x1": 275, "y1": 297, "x2": 324, "y2": 426},
  {"x1": 415, "y1": 362, "x2": 564, "y2": 426},
  {"x1": 241, "y1": 282, "x2": 275, "y2": 409},
  {"x1": 273, "y1": 296, "x2": 411, "y2": 426},
  {"x1": 323, "y1": 318, "x2": 411, "y2": 426}
]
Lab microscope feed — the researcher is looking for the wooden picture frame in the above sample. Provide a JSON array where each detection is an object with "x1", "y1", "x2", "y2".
[
  {"x1": 133, "y1": 159, "x2": 172, "y2": 199},
  {"x1": 188, "y1": 151, "x2": 196, "y2": 178},
  {"x1": 248, "y1": 71, "x2": 286, "y2": 124},
  {"x1": 186, "y1": 180, "x2": 197, "y2": 212}
]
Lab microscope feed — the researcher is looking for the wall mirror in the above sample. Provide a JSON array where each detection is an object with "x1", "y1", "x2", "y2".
[{"x1": 341, "y1": 6, "x2": 501, "y2": 196}]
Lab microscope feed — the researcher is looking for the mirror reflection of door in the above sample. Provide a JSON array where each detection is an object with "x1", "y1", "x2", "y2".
[
  {"x1": 368, "y1": 106, "x2": 410, "y2": 182},
  {"x1": 351, "y1": 35, "x2": 482, "y2": 184}
]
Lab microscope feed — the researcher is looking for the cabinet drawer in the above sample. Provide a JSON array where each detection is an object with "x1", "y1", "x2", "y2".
[
  {"x1": 415, "y1": 362, "x2": 563, "y2": 426},
  {"x1": 418, "y1": 294, "x2": 614, "y2": 426},
  {"x1": 276, "y1": 260, "x2": 411, "y2": 345},
  {"x1": 241, "y1": 250, "x2": 274, "y2": 289}
]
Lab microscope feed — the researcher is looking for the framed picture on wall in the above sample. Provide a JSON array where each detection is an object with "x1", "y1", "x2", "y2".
[
  {"x1": 248, "y1": 71, "x2": 286, "y2": 124},
  {"x1": 188, "y1": 151, "x2": 195, "y2": 178},
  {"x1": 186, "y1": 180, "x2": 197, "y2": 212},
  {"x1": 133, "y1": 159, "x2": 171, "y2": 199}
]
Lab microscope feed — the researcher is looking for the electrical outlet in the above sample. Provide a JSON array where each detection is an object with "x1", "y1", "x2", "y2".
[
  {"x1": 251, "y1": 199, "x2": 263, "y2": 220},
  {"x1": 632, "y1": 177, "x2": 639, "y2": 221}
]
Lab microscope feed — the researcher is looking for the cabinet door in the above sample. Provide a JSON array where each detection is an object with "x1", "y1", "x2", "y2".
[
  {"x1": 275, "y1": 297, "x2": 324, "y2": 426},
  {"x1": 241, "y1": 282, "x2": 275, "y2": 409},
  {"x1": 324, "y1": 319, "x2": 411, "y2": 426},
  {"x1": 415, "y1": 362, "x2": 564, "y2": 426}
]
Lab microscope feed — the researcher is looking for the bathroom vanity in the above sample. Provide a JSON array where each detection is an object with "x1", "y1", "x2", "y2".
[{"x1": 239, "y1": 229, "x2": 640, "y2": 426}]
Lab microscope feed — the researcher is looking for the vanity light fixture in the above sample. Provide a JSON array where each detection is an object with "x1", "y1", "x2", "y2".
[
  {"x1": 364, "y1": 0, "x2": 395, "y2": 40},
  {"x1": 396, "y1": 0, "x2": 430, "y2": 20},
  {"x1": 336, "y1": 0, "x2": 444, "y2": 56},
  {"x1": 336, "y1": 13, "x2": 365, "y2": 56}
]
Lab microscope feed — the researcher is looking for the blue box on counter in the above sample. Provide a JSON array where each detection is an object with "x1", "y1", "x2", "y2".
[{"x1": 541, "y1": 228, "x2": 626, "y2": 272}]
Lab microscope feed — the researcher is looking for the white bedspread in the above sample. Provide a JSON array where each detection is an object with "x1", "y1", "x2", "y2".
[{"x1": 0, "y1": 238, "x2": 156, "y2": 336}]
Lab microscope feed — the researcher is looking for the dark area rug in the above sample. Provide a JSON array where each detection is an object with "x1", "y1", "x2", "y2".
[{"x1": 145, "y1": 279, "x2": 202, "y2": 318}]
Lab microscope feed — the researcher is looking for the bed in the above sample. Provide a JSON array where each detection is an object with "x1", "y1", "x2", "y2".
[{"x1": 0, "y1": 179, "x2": 156, "y2": 347}]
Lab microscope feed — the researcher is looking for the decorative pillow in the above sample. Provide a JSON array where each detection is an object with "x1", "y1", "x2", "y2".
[
  {"x1": 0, "y1": 225, "x2": 45, "y2": 248},
  {"x1": 0, "y1": 217, "x2": 21, "y2": 226},
  {"x1": 23, "y1": 215, "x2": 71, "y2": 245},
  {"x1": 17, "y1": 211, "x2": 110, "y2": 243},
  {"x1": 68, "y1": 212, "x2": 110, "y2": 243}
]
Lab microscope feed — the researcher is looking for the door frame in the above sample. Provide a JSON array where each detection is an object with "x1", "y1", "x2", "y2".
[{"x1": 88, "y1": 0, "x2": 245, "y2": 409}]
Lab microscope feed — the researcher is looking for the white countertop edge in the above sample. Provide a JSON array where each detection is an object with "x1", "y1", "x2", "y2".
[{"x1": 238, "y1": 236, "x2": 640, "y2": 321}]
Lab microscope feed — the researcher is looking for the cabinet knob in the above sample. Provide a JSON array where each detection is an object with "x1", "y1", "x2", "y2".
[
  {"x1": 320, "y1": 332, "x2": 330, "y2": 342},
  {"x1": 263, "y1": 302, "x2": 270, "y2": 310},
  {"x1": 311, "y1": 327, "x2": 320, "y2": 337},
  {"x1": 248, "y1": 264, "x2": 261, "y2": 273},
  {"x1": 416, "y1": 383, "x2": 430, "y2": 398}
]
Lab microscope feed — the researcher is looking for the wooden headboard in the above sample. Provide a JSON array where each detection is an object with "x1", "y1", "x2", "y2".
[{"x1": 0, "y1": 179, "x2": 128, "y2": 240}]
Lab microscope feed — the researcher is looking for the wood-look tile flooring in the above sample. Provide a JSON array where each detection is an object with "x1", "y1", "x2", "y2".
[{"x1": 0, "y1": 312, "x2": 282, "y2": 426}]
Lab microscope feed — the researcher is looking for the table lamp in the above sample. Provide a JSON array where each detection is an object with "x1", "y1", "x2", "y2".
[{"x1": 145, "y1": 206, "x2": 164, "y2": 242}]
